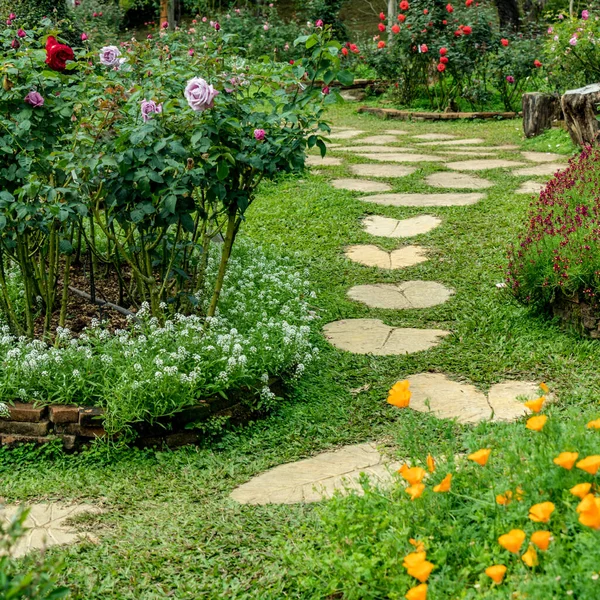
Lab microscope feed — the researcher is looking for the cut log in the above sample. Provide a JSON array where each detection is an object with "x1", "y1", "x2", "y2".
[
  {"x1": 522, "y1": 92, "x2": 562, "y2": 138},
  {"x1": 561, "y1": 84, "x2": 600, "y2": 146}
]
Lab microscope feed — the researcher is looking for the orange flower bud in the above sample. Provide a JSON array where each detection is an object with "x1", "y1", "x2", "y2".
[
  {"x1": 539, "y1": 382, "x2": 549, "y2": 393},
  {"x1": 433, "y1": 473, "x2": 452, "y2": 493},
  {"x1": 426, "y1": 454, "x2": 435, "y2": 473},
  {"x1": 521, "y1": 545, "x2": 538, "y2": 567},
  {"x1": 524, "y1": 396, "x2": 545, "y2": 413}
]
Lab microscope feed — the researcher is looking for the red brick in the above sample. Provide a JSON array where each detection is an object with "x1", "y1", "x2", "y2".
[
  {"x1": 5, "y1": 402, "x2": 47, "y2": 422},
  {"x1": 49, "y1": 405, "x2": 79, "y2": 424},
  {"x1": 1, "y1": 434, "x2": 53, "y2": 447},
  {"x1": 0, "y1": 420, "x2": 50, "y2": 436},
  {"x1": 79, "y1": 407, "x2": 104, "y2": 426},
  {"x1": 55, "y1": 423, "x2": 107, "y2": 438}
]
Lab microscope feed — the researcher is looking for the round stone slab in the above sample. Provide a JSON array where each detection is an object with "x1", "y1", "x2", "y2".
[
  {"x1": 331, "y1": 178, "x2": 392, "y2": 193},
  {"x1": 513, "y1": 163, "x2": 567, "y2": 177},
  {"x1": 406, "y1": 373, "x2": 543, "y2": 423},
  {"x1": 441, "y1": 151, "x2": 497, "y2": 157},
  {"x1": 305, "y1": 155, "x2": 342, "y2": 167},
  {"x1": 337, "y1": 146, "x2": 415, "y2": 154},
  {"x1": 230, "y1": 443, "x2": 400, "y2": 504},
  {"x1": 446, "y1": 159, "x2": 525, "y2": 171},
  {"x1": 384, "y1": 129, "x2": 409, "y2": 135},
  {"x1": 348, "y1": 281, "x2": 453, "y2": 309},
  {"x1": 323, "y1": 318, "x2": 450, "y2": 355},
  {"x1": 345, "y1": 244, "x2": 428, "y2": 269},
  {"x1": 360, "y1": 192, "x2": 484, "y2": 207},
  {"x1": 522, "y1": 151, "x2": 568, "y2": 163},
  {"x1": 351, "y1": 135, "x2": 399, "y2": 145},
  {"x1": 351, "y1": 164, "x2": 416, "y2": 178},
  {"x1": 362, "y1": 215, "x2": 442, "y2": 238},
  {"x1": 328, "y1": 129, "x2": 365, "y2": 139},
  {"x1": 358, "y1": 153, "x2": 444, "y2": 163},
  {"x1": 1, "y1": 503, "x2": 102, "y2": 557},
  {"x1": 417, "y1": 138, "x2": 486, "y2": 146},
  {"x1": 426, "y1": 172, "x2": 493, "y2": 190},
  {"x1": 516, "y1": 180, "x2": 545, "y2": 195},
  {"x1": 412, "y1": 133, "x2": 458, "y2": 140}
]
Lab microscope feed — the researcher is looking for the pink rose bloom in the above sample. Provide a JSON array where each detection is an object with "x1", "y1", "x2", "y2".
[
  {"x1": 570, "y1": 36, "x2": 578, "y2": 45},
  {"x1": 553, "y1": 34, "x2": 559, "y2": 41},
  {"x1": 322, "y1": 85, "x2": 330, "y2": 95},
  {"x1": 11, "y1": 38, "x2": 19, "y2": 49},
  {"x1": 202, "y1": 16, "x2": 207, "y2": 22},
  {"x1": 188, "y1": 48, "x2": 194, "y2": 55},
  {"x1": 25, "y1": 90, "x2": 44, "y2": 107},
  {"x1": 9, "y1": 12, "x2": 16, "y2": 19},
  {"x1": 161, "y1": 21, "x2": 169, "y2": 29},
  {"x1": 184, "y1": 77, "x2": 219, "y2": 111},
  {"x1": 506, "y1": 75, "x2": 514, "y2": 83},
  {"x1": 81, "y1": 32, "x2": 88, "y2": 41},
  {"x1": 315, "y1": 19, "x2": 324, "y2": 27},
  {"x1": 558, "y1": 13, "x2": 564, "y2": 18},
  {"x1": 141, "y1": 99, "x2": 162, "y2": 122},
  {"x1": 99, "y1": 45, "x2": 122, "y2": 66},
  {"x1": 420, "y1": 43, "x2": 428, "y2": 52},
  {"x1": 582, "y1": 9, "x2": 589, "y2": 19},
  {"x1": 263, "y1": 23, "x2": 269, "y2": 30},
  {"x1": 17, "y1": 28, "x2": 26, "y2": 38},
  {"x1": 547, "y1": 26, "x2": 553, "y2": 33},
  {"x1": 254, "y1": 129, "x2": 266, "y2": 140},
  {"x1": 147, "y1": 34, "x2": 153, "y2": 39},
  {"x1": 214, "y1": 21, "x2": 220, "y2": 30}
]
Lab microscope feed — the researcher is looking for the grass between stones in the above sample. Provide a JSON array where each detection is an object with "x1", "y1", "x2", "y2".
[{"x1": 0, "y1": 106, "x2": 596, "y2": 599}]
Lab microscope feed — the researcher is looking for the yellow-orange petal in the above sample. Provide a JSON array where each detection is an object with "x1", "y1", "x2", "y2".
[
  {"x1": 485, "y1": 564, "x2": 507, "y2": 584},
  {"x1": 426, "y1": 454, "x2": 435, "y2": 474},
  {"x1": 524, "y1": 396, "x2": 546, "y2": 413},
  {"x1": 496, "y1": 490, "x2": 513, "y2": 506},
  {"x1": 468, "y1": 448, "x2": 491, "y2": 466},
  {"x1": 433, "y1": 473, "x2": 452, "y2": 493},
  {"x1": 570, "y1": 482, "x2": 592, "y2": 499},
  {"x1": 387, "y1": 384, "x2": 411, "y2": 408},
  {"x1": 515, "y1": 486, "x2": 525, "y2": 501},
  {"x1": 405, "y1": 583, "x2": 427, "y2": 600},
  {"x1": 529, "y1": 501, "x2": 555, "y2": 523},
  {"x1": 406, "y1": 560, "x2": 434, "y2": 583},
  {"x1": 530, "y1": 530, "x2": 552, "y2": 551},
  {"x1": 577, "y1": 495, "x2": 600, "y2": 529},
  {"x1": 397, "y1": 463, "x2": 409, "y2": 475},
  {"x1": 553, "y1": 451, "x2": 578, "y2": 470},
  {"x1": 405, "y1": 483, "x2": 425, "y2": 501},
  {"x1": 403, "y1": 551, "x2": 427, "y2": 569},
  {"x1": 587, "y1": 419, "x2": 600, "y2": 430},
  {"x1": 498, "y1": 529, "x2": 526, "y2": 553},
  {"x1": 526, "y1": 415, "x2": 548, "y2": 431},
  {"x1": 539, "y1": 382, "x2": 550, "y2": 394},
  {"x1": 522, "y1": 545, "x2": 538, "y2": 567},
  {"x1": 402, "y1": 467, "x2": 427, "y2": 486},
  {"x1": 576, "y1": 455, "x2": 600, "y2": 475},
  {"x1": 409, "y1": 538, "x2": 425, "y2": 553}
]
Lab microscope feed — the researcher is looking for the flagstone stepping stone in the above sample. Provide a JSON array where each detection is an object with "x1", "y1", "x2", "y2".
[
  {"x1": 230, "y1": 443, "x2": 401, "y2": 504},
  {"x1": 412, "y1": 133, "x2": 458, "y2": 140},
  {"x1": 328, "y1": 129, "x2": 365, "y2": 139},
  {"x1": 522, "y1": 151, "x2": 568, "y2": 163},
  {"x1": 417, "y1": 138, "x2": 486, "y2": 146},
  {"x1": 488, "y1": 145, "x2": 519, "y2": 150},
  {"x1": 362, "y1": 215, "x2": 442, "y2": 238},
  {"x1": 426, "y1": 172, "x2": 493, "y2": 190},
  {"x1": 323, "y1": 318, "x2": 451, "y2": 355},
  {"x1": 348, "y1": 281, "x2": 453, "y2": 310},
  {"x1": 352, "y1": 135, "x2": 399, "y2": 145},
  {"x1": 1, "y1": 503, "x2": 102, "y2": 557},
  {"x1": 351, "y1": 164, "x2": 416, "y2": 178},
  {"x1": 336, "y1": 146, "x2": 414, "y2": 153},
  {"x1": 406, "y1": 373, "x2": 543, "y2": 423},
  {"x1": 441, "y1": 151, "x2": 497, "y2": 157},
  {"x1": 516, "y1": 180, "x2": 545, "y2": 195},
  {"x1": 331, "y1": 178, "x2": 392, "y2": 193},
  {"x1": 345, "y1": 245, "x2": 428, "y2": 269},
  {"x1": 305, "y1": 155, "x2": 342, "y2": 167},
  {"x1": 384, "y1": 129, "x2": 409, "y2": 135},
  {"x1": 446, "y1": 159, "x2": 525, "y2": 171},
  {"x1": 360, "y1": 192, "x2": 484, "y2": 207},
  {"x1": 358, "y1": 153, "x2": 444, "y2": 163},
  {"x1": 513, "y1": 163, "x2": 567, "y2": 177}
]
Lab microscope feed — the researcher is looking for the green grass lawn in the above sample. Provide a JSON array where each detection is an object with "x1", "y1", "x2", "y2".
[{"x1": 1, "y1": 106, "x2": 597, "y2": 599}]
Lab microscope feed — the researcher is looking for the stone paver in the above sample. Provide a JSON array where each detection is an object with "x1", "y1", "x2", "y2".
[
  {"x1": 446, "y1": 159, "x2": 525, "y2": 171},
  {"x1": 328, "y1": 130, "x2": 365, "y2": 139},
  {"x1": 412, "y1": 133, "x2": 458, "y2": 141},
  {"x1": 331, "y1": 178, "x2": 392, "y2": 193},
  {"x1": 324, "y1": 318, "x2": 450, "y2": 355},
  {"x1": 441, "y1": 151, "x2": 497, "y2": 157},
  {"x1": 345, "y1": 245, "x2": 428, "y2": 269},
  {"x1": 516, "y1": 180, "x2": 545, "y2": 195},
  {"x1": 352, "y1": 135, "x2": 400, "y2": 145},
  {"x1": 350, "y1": 164, "x2": 416, "y2": 178},
  {"x1": 426, "y1": 172, "x2": 493, "y2": 190},
  {"x1": 360, "y1": 192, "x2": 484, "y2": 207},
  {"x1": 384, "y1": 129, "x2": 409, "y2": 135},
  {"x1": 406, "y1": 373, "x2": 543, "y2": 423},
  {"x1": 348, "y1": 281, "x2": 454, "y2": 309},
  {"x1": 522, "y1": 151, "x2": 568, "y2": 163},
  {"x1": 513, "y1": 163, "x2": 567, "y2": 177},
  {"x1": 230, "y1": 443, "x2": 400, "y2": 504},
  {"x1": 417, "y1": 138, "x2": 486, "y2": 146},
  {"x1": 336, "y1": 145, "x2": 414, "y2": 153},
  {"x1": 488, "y1": 145, "x2": 519, "y2": 150},
  {"x1": 362, "y1": 215, "x2": 441, "y2": 238},
  {"x1": 1, "y1": 503, "x2": 102, "y2": 557},
  {"x1": 305, "y1": 155, "x2": 342, "y2": 167},
  {"x1": 358, "y1": 152, "x2": 445, "y2": 163}
]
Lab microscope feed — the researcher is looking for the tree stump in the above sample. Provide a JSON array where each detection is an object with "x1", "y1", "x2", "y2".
[
  {"x1": 561, "y1": 84, "x2": 600, "y2": 146},
  {"x1": 522, "y1": 93, "x2": 562, "y2": 138}
]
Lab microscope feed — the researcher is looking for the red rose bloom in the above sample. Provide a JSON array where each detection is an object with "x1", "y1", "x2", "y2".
[
  {"x1": 534, "y1": 59, "x2": 542, "y2": 67},
  {"x1": 423, "y1": 8, "x2": 429, "y2": 13},
  {"x1": 420, "y1": 43, "x2": 428, "y2": 52},
  {"x1": 440, "y1": 56, "x2": 448, "y2": 63},
  {"x1": 440, "y1": 46, "x2": 447, "y2": 55},
  {"x1": 466, "y1": 0, "x2": 473, "y2": 5},
  {"x1": 454, "y1": 29, "x2": 462, "y2": 36},
  {"x1": 45, "y1": 36, "x2": 74, "y2": 71},
  {"x1": 500, "y1": 38, "x2": 509, "y2": 46},
  {"x1": 398, "y1": 13, "x2": 407, "y2": 21},
  {"x1": 399, "y1": 0, "x2": 410, "y2": 10},
  {"x1": 379, "y1": 11, "x2": 386, "y2": 19},
  {"x1": 391, "y1": 24, "x2": 400, "y2": 33},
  {"x1": 341, "y1": 47, "x2": 348, "y2": 56},
  {"x1": 442, "y1": 19, "x2": 447, "y2": 24},
  {"x1": 446, "y1": 3, "x2": 454, "y2": 12},
  {"x1": 377, "y1": 40, "x2": 386, "y2": 48},
  {"x1": 437, "y1": 63, "x2": 446, "y2": 72},
  {"x1": 378, "y1": 22, "x2": 386, "y2": 31},
  {"x1": 462, "y1": 25, "x2": 472, "y2": 34},
  {"x1": 350, "y1": 43, "x2": 359, "y2": 53}
]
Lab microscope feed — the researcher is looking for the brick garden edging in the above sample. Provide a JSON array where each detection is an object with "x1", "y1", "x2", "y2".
[{"x1": 0, "y1": 378, "x2": 283, "y2": 450}]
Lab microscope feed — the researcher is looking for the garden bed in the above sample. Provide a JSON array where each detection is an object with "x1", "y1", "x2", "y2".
[{"x1": 358, "y1": 106, "x2": 519, "y2": 121}]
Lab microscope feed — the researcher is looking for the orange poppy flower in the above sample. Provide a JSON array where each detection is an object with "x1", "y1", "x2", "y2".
[
  {"x1": 539, "y1": 382, "x2": 550, "y2": 393},
  {"x1": 524, "y1": 396, "x2": 545, "y2": 413},
  {"x1": 515, "y1": 486, "x2": 525, "y2": 501},
  {"x1": 530, "y1": 530, "x2": 552, "y2": 551},
  {"x1": 529, "y1": 501, "x2": 555, "y2": 523},
  {"x1": 496, "y1": 490, "x2": 513, "y2": 506},
  {"x1": 526, "y1": 415, "x2": 548, "y2": 431},
  {"x1": 405, "y1": 583, "x2": 428, "y2": 600},
  {"x1": 498, "y1": 529, "x2": 526, "y2": 553},
  {"x1": 577, "y1": 494, "x2": 600, "y2": 529},
  {"x1": 403, "y1": 551, "x2": 427, "y2": 569},
  {"x1": 406, "y1": 483, "x2": 425, "y2": 500},
  {"x1": 485, "y1": 564, "x2": 507, "y2": 584},
  {"x1": 433, "y1": 473, "x2": 452, "y2": 493},
  {"x1": 402, "y1": 467, "x2": 427, "y2": 485},
  {"x1": 409, "y1": 538, "x2": 425, "y2": 553},
  {"x1": 468, "y1": 448, "x2": 491, "y2": 466},
  {"x1": 397, "y1": 464, "x2": 409, "y2": 475},
  {"x1": 576, "y1": 455, "x2": 600, "y2": 475},
  {"x1": 522, "y1": 545, "x2": 538, "y2": 567},
  {"x1": 426, "y1": 454, "x2": 435, "y2": 473},
  {"x1": 553, "y1": 451, "x2": 579, "y2": 470},
  {"x1": 406, "y1": 559, "x2": 434, "y2": 583},
  {"x1": 570, "y1": 482, "x2": 592, "y2": 499},
  {"x1": 388, "y1": 380, "x2": 411, "y2": 408},
  {"x1": 587, "y1": 419, "x2": 600, "y2": 429}
]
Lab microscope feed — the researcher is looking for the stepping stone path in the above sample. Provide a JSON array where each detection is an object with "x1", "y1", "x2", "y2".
[
  {"x1": 522, "y1": 151, "x2": 568, "y2": 163},
  {"x1": 323, "y1": 319, "x2": 451, "y2": 355},
  {"x1": 441, "y1": 151, "x2": 497, "y2": 157},
  {"x1": 406, "y1": 373, "x2": 544, "y2": 423},
  {"x1": 305, "y1": 155, "x2": 342, "y2": 167},
  {"x1": 412, "y1": 133, "x2": 458, "y2": 141},
  {"x1": 230, "y1": 443, "x2": 400, "y2": 504},
  {"x1": 350, "y1": 164, "x2": 416, "y2": 178},
  {"x1": 345, "y1": 245, "x2": 428, "y2": 269},
  {"x1": 331, "y1": 178, "x2": 392, "y2": 193},
  {"x1": 358, "y1": 152, "x2": 444, "y2": 163},
  {"x1": 1, "y1": 503, "x2": 101, "y2": 557},
  {"x1": 336, "y1": 145, "x2": 414, "y2": 153},
  {"x1": 351, "y1": 135, "x2": 400, "y2": 145},
  {"x1": 361, "y1": 192, "x2": 484, "y2": 207},
  {"x1": 516, "y1": 180, "x2": 545, "y2": 195},
  {"x1": 446, "y1": 159, "x2": 525, "y2": 171},
  {"x1": 426, "y1": 172, "x2": 493, "y2": 190},
  {"x1": 348, "y1": 281, "x2": 454, "y2": 309},
  {"x1": 328, "y1": 130, "x2": 365, "y2": 139},
  {"x1": 417, "y1": 138, "x2": 486, "y2": 146},
  {"x1": 362, "y1": 215, "x2": 441, "y2": 238},
  {"x1": 513, "y1": 163, "x2": 567, "y2": 177},
  {"x1": 384, "y1": 129, "x2": 409, "y2": 135}
]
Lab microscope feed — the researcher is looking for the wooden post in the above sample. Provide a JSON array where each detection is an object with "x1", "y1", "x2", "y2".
[
  {"x1": 522, "y1": 92, "x2": 562, "y2": 138},
  {"x1": 160, "y1": 0, "x2": 169, "y2": 27},
  {"x1": 561, "y1": 83, "x2": 600, "y2": 146}
]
